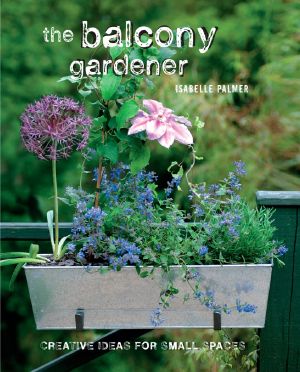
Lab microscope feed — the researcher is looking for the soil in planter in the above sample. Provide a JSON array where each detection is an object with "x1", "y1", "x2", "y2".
[{"x1": 33, "y1": 253, "x2": 110, "y2": 266}]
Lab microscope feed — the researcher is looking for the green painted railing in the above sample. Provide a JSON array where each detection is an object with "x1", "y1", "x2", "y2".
[{"x1": 256, "y1": 191, "x2": 300, "y2": 372}]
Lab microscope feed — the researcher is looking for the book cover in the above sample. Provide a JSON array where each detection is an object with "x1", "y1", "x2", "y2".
[{"x1": 1, "y1": 1, "x2": 299, "y2": 371}]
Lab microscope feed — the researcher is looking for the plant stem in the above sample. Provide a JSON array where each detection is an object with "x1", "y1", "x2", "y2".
[
  {"x1": 52, "y1": 157, "x2": 59, "y2": 259},
  {"x1": 79, "y1": 157, "x2": 86, "y2": 190},
  {"x1": 185, "y1": 146, "x2": 197, "y2": 193},
  {"x1": 94, "y1": 129, "x2": 105, "y2": 208},
  {"x1": 94, "y1": 157, "x2": 103, "y2": 207}
]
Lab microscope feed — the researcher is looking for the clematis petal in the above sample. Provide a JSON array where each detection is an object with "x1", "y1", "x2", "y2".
[
  {"x1": 174, "y1": 115, "x2": 192, "y2": 127},
  {"x1": 163, "y1": 108, "x2": 174, "y2": 115},
  {"x1": 131, "y1": 110, "x2": 148, "y2": 125},
  {"x1": 157, "y1": 129, "x2": 175, "y2": 148},
  {"x1": 171, "y1": 122, "x2": 193, "y2": 145},
  {"x1": 146, "y1": 120, "x2": 167, "y2": 140},
  {"x1": 128, "y1": 111, "x2": 149, "y2": 135},
  {"x1": 143, "y1": 99, "x2": 164, "y2": 114}
]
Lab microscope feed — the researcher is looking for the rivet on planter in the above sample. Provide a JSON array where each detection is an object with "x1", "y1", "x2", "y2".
[
  {"x1": 75, "y1": 308, "x2": 84, "y2": 330},
  {"x1": 213, "y1": 310, "x2": 221, "y2": 330}
]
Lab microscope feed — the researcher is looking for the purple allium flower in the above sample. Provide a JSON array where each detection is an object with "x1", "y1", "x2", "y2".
[
  {"x1": 277, "y1": 245, "x2": 288, "y2": 257},
  {"x1": 199, "y1": 245, "x2": 209, "y2": 256},
  {"x1": 20, "y1": 95, "x2": 92, "y2": 160}
]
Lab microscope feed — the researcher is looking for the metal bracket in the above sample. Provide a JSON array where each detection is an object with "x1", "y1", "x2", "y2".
[
  {"x1": 75, "y1": 308, "x2": 84, "y2": 331},
  {"x1": 213, "y1": 310, "x2": 221, "y2": 330}
]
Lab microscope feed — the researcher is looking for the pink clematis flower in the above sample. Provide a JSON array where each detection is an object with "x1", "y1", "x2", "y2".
[{"x1": 128, "y1": 99, "x2": 193, "y2": 148}]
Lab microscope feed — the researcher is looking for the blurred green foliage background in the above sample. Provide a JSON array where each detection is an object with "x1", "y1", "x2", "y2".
[{"x1": 1, "y1": 0, "x2": 299, "y2": 371}]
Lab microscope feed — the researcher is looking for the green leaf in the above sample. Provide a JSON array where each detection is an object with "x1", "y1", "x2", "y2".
[
  {"x1": 129, "y1": 48, "x2": 144, "y2": 62},
  {"x1": 168, "y1": 161, "x2": 179, "y2": 172},
  {"x1": 109, "y1": 45, "x2": 125, "y2": 59},
  {"x1": 57, "y1": 235, "x2": 70, "y2": 258},
  {"x1": 93, "y1": 117, "x2": 107, "y2": 125},
  {"x1": 0, "y1": 251, "x2": 48, "y2": 261},
  {"x1": 9, "y1": 264, "x2": 23, "y2": 291},
  {"x1": 194, "y1": 117, "x2": 205, "y2": 130},
  {"x1": 157, "y1": 47, "x2": 176, "y2": 62},
  {"x1": 167, "y1": 161, "x2": 183, "y2": 177},
  {"x1": 130, "y1": 145, "x2": 150, "y2": 174},
  {"x1": 116, "y1": 129, "x2": 133, "y2": 141},
  {"x1": 57, "y1": 197, "x2": 71, "y2": 205},
  {"x1": 160, "y1": 255, "x2": 168, "y2": 264},
  {"x1": 108, "y1": 117, "x2": 117, "y2": 129},
  {"x1": 0, "y1": 258, "x2": 47, "y2": 266},
  {"x1": 47, "y1": 210, "x2": 55, "y2": 253},
  {"x1": 100, "y1": 69, "x2": 122, "y2": 100},
  {"x1": 9, "y1": 244, "x2": 40, "y2": 290},
  {"x1": 144, "y1": 46, "x2": 159, "y2": 58},
  {"x1": 99, "y1": 267, "x2": 109, "y2": 274},
  {"x1": 29, "y1": 244, "x2": 39, "y2": 258},
  {"x1": 0, "y1": 252, "x2": 31, "y2": 259},
  {"x1": 116, "y1": 100, "x2": 139, "y2": 129},
  {"x1": 144, "y1": 77, "x2": 155, "y2": 90},
  {"x1": 140, "y1": 271, "x2": 149, "y2": 278},
  {"x1": 92, "y1": 116, "x2": 107, "y2": 130},
  {"x1": 57, "y1": 75, "x2": 80, "y2": 83},
  {"x1": 98, "y1": 139, "x2": 119, "y2": 163},
  {"x1": 78, "y1": 89, "x2": 92, "y2": 98}
]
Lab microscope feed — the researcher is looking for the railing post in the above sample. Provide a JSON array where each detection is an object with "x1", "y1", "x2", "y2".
[{"x1": 256, "y1": 191, "x2": 300, "y2": 372}]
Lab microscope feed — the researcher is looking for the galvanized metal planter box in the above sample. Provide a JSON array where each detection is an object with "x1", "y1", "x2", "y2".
[{"x1": 24, "y1": 257, "x2": 272, "y2": 330}]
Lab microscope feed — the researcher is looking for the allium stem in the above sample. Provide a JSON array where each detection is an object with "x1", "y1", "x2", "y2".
[{"x1": 52, "y1": 157, "x2": 59, "y2": 259}]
